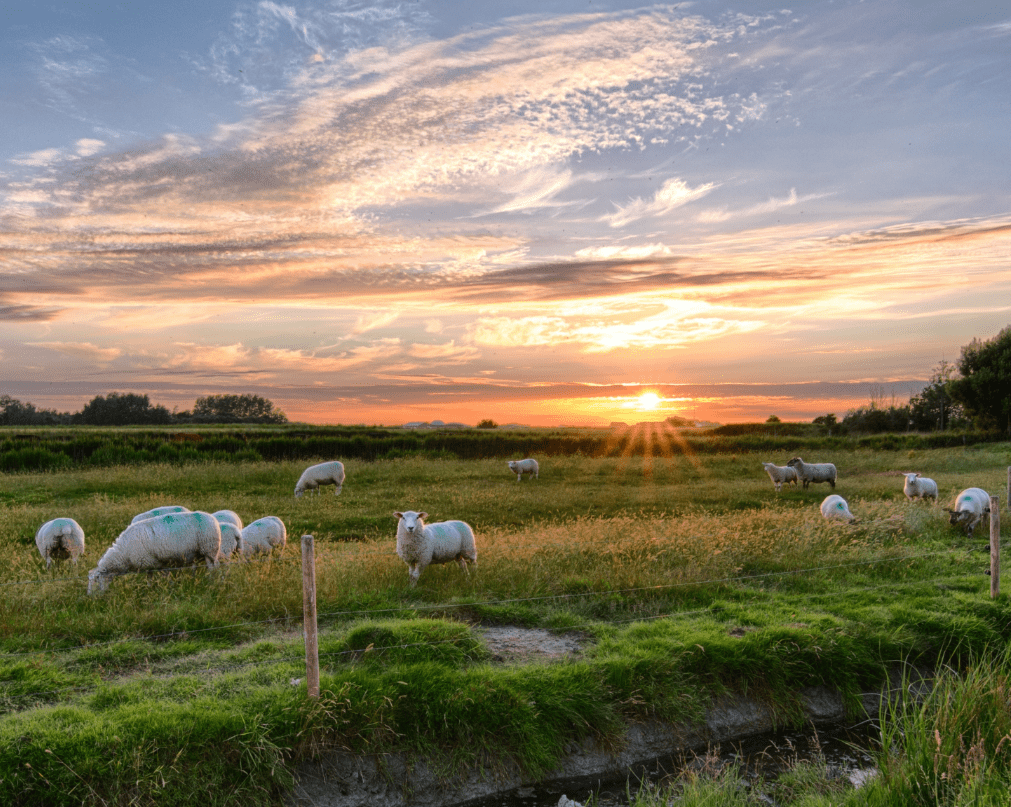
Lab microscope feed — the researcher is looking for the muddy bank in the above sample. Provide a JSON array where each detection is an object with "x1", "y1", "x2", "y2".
[{"x1": 287, "y1": 676, "x2": 917, "y2": 807}]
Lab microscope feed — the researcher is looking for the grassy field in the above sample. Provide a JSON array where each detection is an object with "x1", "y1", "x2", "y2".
[{"x1": 2, "y1": 443, "x2": 1010, "y2": 805}]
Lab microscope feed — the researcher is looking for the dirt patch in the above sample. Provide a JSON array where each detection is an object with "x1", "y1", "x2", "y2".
[{"x1": 479, "y1": 626, "x2": 587, "y2": 663}]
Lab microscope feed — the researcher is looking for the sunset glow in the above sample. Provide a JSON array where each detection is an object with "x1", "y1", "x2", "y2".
[{"x1": 2, "y1": 2, "x2": 1010, "y2": 426}]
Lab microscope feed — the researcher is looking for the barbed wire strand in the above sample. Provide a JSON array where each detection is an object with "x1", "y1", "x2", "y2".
[
  {"x1": 0, "y1": 546, "x2": 973, "y2": 660},
  {"x1": 0, "y1": 570, "x2": 989, "y2": 704}
]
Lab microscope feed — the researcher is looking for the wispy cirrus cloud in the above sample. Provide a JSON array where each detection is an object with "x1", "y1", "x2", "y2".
[{"x1": 604, "y1": 178, "x2": 718, "y2": 227}]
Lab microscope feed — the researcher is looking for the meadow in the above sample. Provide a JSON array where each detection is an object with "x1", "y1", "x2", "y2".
[{"x1": 1, "y1": 441, "x2": 1010, "y2": 806}]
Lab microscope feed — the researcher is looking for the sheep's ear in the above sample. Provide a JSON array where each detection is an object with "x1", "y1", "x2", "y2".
[
  {"x1": 393, "y1": 512, "x2": 403, "y2": 520},
  {"x1": 418, "y1": 512, "x2": 428, "y2": 520}
]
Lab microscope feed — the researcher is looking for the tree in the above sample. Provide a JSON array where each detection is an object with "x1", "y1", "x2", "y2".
[
  {"x1": 908, "y1": 360, "x2": 966, "y2": 431},
  {"x1": 192, "y1": 394, "x2": 287, "y2": 423},
  {"x1": 947, "y1": 326, "x2": 1011, "y2": 433},
  {"x1": 0, "y1": 395, "x2": 71, "y2": 425},
  {"x1": 476, "y1": 419, "x2": 498, "y2": 429},
  {"x1": 765, "y1": 415, "x2": 781, "y2": 423},
  {"x1": 812, "y1": 413, "x2": 838, "y2": 435},
  {"x1": 77, "y1": 392, "x2": 172, "y2": 425}
]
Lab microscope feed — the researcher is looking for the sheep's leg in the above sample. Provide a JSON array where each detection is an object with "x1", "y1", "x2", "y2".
[
  {"x1": 456, "y1": 556, "x2": 470, "y2": 576},
  {"x1": 409, "y1": 564, "x2": 421, "y2": 586}
]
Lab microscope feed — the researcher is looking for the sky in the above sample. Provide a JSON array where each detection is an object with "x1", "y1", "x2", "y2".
[{"x1": 2, "y1": 0, "x2": 1010, "y2": 427}]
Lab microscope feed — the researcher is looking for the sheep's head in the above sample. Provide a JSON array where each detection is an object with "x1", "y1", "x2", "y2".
[
  {"x1": 394, "y1": 511, "x2": 428, "y2": 535},
  {"x1": 786, "y1": 457, "x2": 803, "y2": 468},
  {"x1": 507, "y1": 461, "x2": 518, "y2": 472},
  {"x1": 946, "y1": 508, "x2": 971, "y2": 526}
]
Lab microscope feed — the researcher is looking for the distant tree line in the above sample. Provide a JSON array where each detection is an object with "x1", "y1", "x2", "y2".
[
  {"x1": 0, "y1": 393, "x2": 287, "y2": 426},
  {"x1": 811, "y1": 325, "x2": 1011, "y2": 436}
]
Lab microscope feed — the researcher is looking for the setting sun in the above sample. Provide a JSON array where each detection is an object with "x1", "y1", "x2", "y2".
[{"x1": 638, "y1": 392, "x2": 661, "y2": 410}]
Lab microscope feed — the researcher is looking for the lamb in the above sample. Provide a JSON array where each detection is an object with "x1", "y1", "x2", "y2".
[
  {"x1": 394, "y1": 510, "x2": 477, "y2": 587},
  {"x1": 761, "y1": 462, "x2": 798, "y2": 492},
  {"x1": 239, "y1": 516, "x2": 287, "y2": 557},
  {"x1": 945, "y1": 487, "x2": 991, "y2": 538},
  {"x1": 87, "y1": 511, "x2": 221, "y2": 594},
  {"x1": 902, "y1": 473, "x2": 939, "y2": 502},
  {"x1": 35, "y1": 518, "x2": 86, "y2": 568},
  {"x1": 821, "y1": 494, "x2": 855, "y2": 523},
  {"x1": 295, "y1": 461, "x2": 345, "y2": 498},
  {"x1": 507, "y1": 458, "x2": 539, "y2": 481},
  {"x1": 786, "y1": 457, "x2": 837, "y2": 489},
  {"x1": 130, "y1": 505, "x2": 190, "y2": 525}
]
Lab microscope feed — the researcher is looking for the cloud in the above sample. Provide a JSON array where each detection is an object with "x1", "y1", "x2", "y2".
[
  {"x1": 407, "y1": 341, "x2": 481, "y2": 362},
  {"x1": 605, "y1": 178, "x2": 717, "y2": 227},
  {"x1": 27, "y1": 341, "x2": 122, "y2": 362},
  {"x1": 468, "y1": 304, "x2": 764, "y2": 353},
  {"x1": 697, "y1": 188, "x2": 830, "y2": 223}
]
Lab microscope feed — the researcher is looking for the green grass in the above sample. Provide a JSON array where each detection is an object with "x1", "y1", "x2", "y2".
[{"x1": 1, "y1": 444, "x2": 1010, "y2": 805}]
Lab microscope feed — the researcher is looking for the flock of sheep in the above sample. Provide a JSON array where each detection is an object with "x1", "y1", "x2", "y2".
[
  {"x1": 35, "y1": 505, "x2": 288, "y2": 594},
  {"x1": 762, "y1": 456, "x2": 994, "y2": 539},
  {"x1": 31, "y1": 452, "x2": 993, "y2": 593}
]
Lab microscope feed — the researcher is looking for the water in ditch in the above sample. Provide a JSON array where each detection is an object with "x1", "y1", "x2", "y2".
[{"x1": 458, "y1": 720, "x2": 879, "y2": 807}]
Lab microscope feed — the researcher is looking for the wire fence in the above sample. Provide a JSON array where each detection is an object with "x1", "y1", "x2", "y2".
[
  {"x1": 0, "y1": 546, "x2": 970, "y2": 660},
  {"x1": 0, "y1": 544, "x2": 994, "y2": 707}
]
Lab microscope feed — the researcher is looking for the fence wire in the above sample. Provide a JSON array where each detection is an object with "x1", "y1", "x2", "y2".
[
  {"x1": 0, "y1": 567, "x2": 991, "y2": 706},
  {"x1": 0, "y1": 546, "x2": 971, "y2": 661}
]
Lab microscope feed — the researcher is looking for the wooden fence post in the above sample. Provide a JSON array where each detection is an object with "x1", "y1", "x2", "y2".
[
  {"x1": 990, "y1": 496, "x2": 1000, "y2": 600},
  {"x1": 301, "y1": 534, "x2": 320, "y2": 699},
  {"x1": 1006, "y1": 467, "x2": 1010, "y2": 512}
]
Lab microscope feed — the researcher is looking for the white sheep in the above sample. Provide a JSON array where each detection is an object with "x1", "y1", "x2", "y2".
[
  {"x1": 945, "y1": 487, "x2": 991, "y2": 538},
  {"x1": 902, "y1": 473, "x2": 939, "y2": 502},
  {"x1": 786, "y1": 457, "x2": 837, "y2": 489},
  {"x1": 218, "y1": 522, "x2": 242, "y2": 560},
  {"x1": 507, "y1": 458, "x2": 539, "y2": 481},
  {"x1": 35, "y1": 518, "x2": 86, "y2": 568},
  {"x1": 212, "y1": 510, "x2": 243, "y2": 530},
  {"x1": 130, "y1": 505, "x2": 190, "y2": 525},
  {"x1": 211, "y1": 511, "x2": 243, "y2": 560},
  {"x1": 295, "y1": 461, "x2": 345, "y2": 498},
  {"x1": 394, "y1": 510, "x2": 477, "y2": 587},
  {"x1": 821, "y1": 494, "x2": 855, "y2": 522},
  {"x1": 239, "y1": 516, "x2": 287, "y2": 557},
  {"x1": 761, "y1": 462, "x2": 798, "y2": 492},
  {"x1": 87, "y1": 511, "x2": 221, "y2": 594}
]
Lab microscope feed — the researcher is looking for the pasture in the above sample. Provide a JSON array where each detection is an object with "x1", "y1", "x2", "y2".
[{"x1": 2, "y1": 444, "x2": 1010, "y2": 805}]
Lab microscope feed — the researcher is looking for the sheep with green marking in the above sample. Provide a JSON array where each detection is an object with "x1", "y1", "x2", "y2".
[
  {"x1": 35, "y1": 517, "x2": 86, "y2": 568},
  {"x1": 394, "y1": 510, "x2": 477, "y2": 586},
  {"x1": 88, "y1": 511, "x2": 221, "y2": 594}
]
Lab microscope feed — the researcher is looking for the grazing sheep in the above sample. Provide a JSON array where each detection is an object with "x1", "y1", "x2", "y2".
[
  {"x1": 507, "y1": 458, "x2": 539, "y2": 481},
  {"x1": 786, "y1": 457, "x2": 837, "y2": 489},
  {"x1": 239, "y1": 516, "x2": 287, "y2": 557},
  {"x1": 211, "y1": 511, "x2": 243, "y2": 560},
  {"x1": 394, "y1": 510, "x2": 477, "y2": 587},
  {"x1": 87, "y1": 511, "x2": 221, "y2": 594},
  {"x1": 761, "y1": 462, "x2": 799, "y2": 492},
  {"x1": 295, "y1": 461, "x2": 345, "y2": 498},
  {"x1": 212, "y1": 510, "x2": 243, "y2": 530},
  {"x1": 821, "y1": 494, "x2": 855, "y2": 523},
  {"x1": 902, "y1": 473, "x2": 939, "y2": 502},
  {"x1": 218, "y1": 522, "x2": 242, "y2": 560},
  {"x1": 945, "y1": 487, "x2": 991, "y2": 538},
  {"x1": 35, "y1": 518, "x2": 86, "y2": 568},
  {"x1": 130, "y1": 505, "x2": 190, "y2": 525}
]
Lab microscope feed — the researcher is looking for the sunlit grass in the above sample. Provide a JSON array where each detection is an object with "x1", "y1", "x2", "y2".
[{"x1": 1, "y1": 446, "x2": 1009, "y2": 805}]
